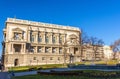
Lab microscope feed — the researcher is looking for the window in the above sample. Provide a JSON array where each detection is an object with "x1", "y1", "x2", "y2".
[
  {"x1": 38, "y1": 36, "x2": 42, "y2": 42},
  {"x1": 52, "y1": 48, "x2": 56, "y2": 53},
  {"x1": 31, "y1": 35, "x2": 34, "y2": 42},
  {"x1": 58, "y1": 57, "x2": 60, "y2": 60},
  {"x1": 42, "y1": 57, "x2": 45, "y2": 60},
  {"x1": 50, "y1": 57, "x2": 53, "y2": 60},
  {"x1": 38, "y1": 47, "x2": 42, "y2": 53},
  {"x1": 45, "y1": 47, "x2": 49, "y2": 53},
  {"x1": 15, "y1": 48, "x2": 20, "y2": 52},
  {"x1": 33, "y1": 57, "x2": 36, "y2": 60},
  {"x1": 14, "y1": 44, "x2": 21, "y2": 52},
  {"x1": 45, "y1": 36, "x2": 49, "y2": 43},
  {"x1": 30, "y1": 46, "x2": 34, "y2": 53},
  {"x1": 52, "y1": 36, "x2": 56, "y2": 43},
  {"x1": 14, "y1": 32, "x2": 19, "y2": 40},
  {"x1": 59, "y1": 48, "x2": 62, "y2": 54},
  {"x1": 59, "y1": 37, "x2": 62, "y2": 43}
]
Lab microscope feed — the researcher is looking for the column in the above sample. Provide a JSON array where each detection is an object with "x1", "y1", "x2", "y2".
[
  {"x1": 57, "y1": 47, "x2": 59, "y2": 54},
  {"x1": 50, "y1": 33, "x2": 52, "y2": 44},
  {"x1": 35, "y1": 32, "x2": 38, "y2": 43},
  {"x1": 28, "y1": 31, "x2": 30, "y2": 42},
  {"x1": 51, "y1": 47, "x2": 53, "y2": 53},
  {"x1": 24, "y1": 44, "x2": 26, "y2": 53},
  {"x1": 43, "y1": 46, "x2": 45, "y2": 53},
  {"x1": 36, "y1": 46, "x2": 38, "y2": 53},
  {"x1": 56, "y1": 33, "x2": 59, "y2": 44},
  {"x1": 21, "y1": 44, "x2": 24, "y2": 53},
  {"x1": 12, "y1": 44, "x2": 14, "y2": 53},
  {"x1": 42, "y1": 32, "x2": 45, "y2": 44}
]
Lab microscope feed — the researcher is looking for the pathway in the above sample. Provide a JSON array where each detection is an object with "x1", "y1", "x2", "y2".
[
  {"x1": 14, "y1": 71, "x2": 37, "y2": 76},
  {"x1": 0, "y1": 72, "x2": 10, "y2": 79}
]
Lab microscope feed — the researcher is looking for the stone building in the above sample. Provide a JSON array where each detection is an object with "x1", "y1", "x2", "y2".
[
  {"x1": 103, "y1": 46, "x2": 113, "y2": 60},
  {"x1": 81, "y1": 44, "x2": 104, "y2": 61},
  {"x1": 2, "y1": 18, "x2": 81, "y2": 68}
]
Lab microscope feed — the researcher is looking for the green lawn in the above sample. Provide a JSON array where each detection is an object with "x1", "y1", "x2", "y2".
[
  {"x1": 12, "y1": 74, "x2": 120, "y2": 79},
  {"x1": 9, "y1": 60, "x2": 119, "y2": 72},
  {"x1": 9, "y1": 64, "x2": 67, "y2": 72},
  {"x1": 76, "y1": 60, "x2": 119, "y2": 65}
]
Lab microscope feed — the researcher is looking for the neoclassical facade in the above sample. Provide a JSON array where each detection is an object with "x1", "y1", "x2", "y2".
[{"x1": 2, "y1": 18, "x2": 81, "y2": 67}]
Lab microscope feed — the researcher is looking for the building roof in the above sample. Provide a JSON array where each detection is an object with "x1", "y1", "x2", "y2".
[{"x1": 6, "y1": 18, "x2": 81, "y2": 32}]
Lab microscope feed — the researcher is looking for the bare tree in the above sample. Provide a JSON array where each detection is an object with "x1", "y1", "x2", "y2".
[
  {"x1": 111, "y1": 39, "x2": 120, "y2": 60},
  {"x1": 89, "y1": 37, "x2": 104, "y2": 61},
  {"x1": 79, "y1": 29, "x2": 104, "y2": 62},
  {"x1": 80, "y1": 30, "x2": 90, "y2": 61}
]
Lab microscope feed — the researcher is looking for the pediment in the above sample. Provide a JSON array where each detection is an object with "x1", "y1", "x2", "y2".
[
  {"x1": 12, "y1": 28, "x2": 23, "y2": 31},
  {"x1": 69, "y1": 34, "x2": 77, "y2": 39}
]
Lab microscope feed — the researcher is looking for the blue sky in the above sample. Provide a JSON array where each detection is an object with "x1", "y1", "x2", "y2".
[{"x1": 0, "y1": 0, "x2": 120, "y2": 55}]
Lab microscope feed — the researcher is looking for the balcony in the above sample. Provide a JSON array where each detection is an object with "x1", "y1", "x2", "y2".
[{"x1": 11, "y1": 38, "x2": 27, "y2": 42}]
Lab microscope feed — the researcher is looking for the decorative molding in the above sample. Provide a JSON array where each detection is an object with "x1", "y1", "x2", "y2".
[{"x1": 6, "y1": 18, "x2": 80, "y2": 31}]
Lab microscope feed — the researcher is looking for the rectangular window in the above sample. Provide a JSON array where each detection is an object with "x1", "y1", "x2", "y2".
[
  {"x1": 59, "y1": 37, "x2": 62, "y2": 43},
  {"x1": 52, "y1": 48, "x2": 56, "y2": 53},
  {"x1": 14, "y1": 32, "x2": 19, "y2": 40},
  {"x1": 59, "y1": 48, "x2": 62, "y2": 54},
  {"x1": 38, "y1": 47, "x2": 42, "y2": 53},
  {"x1": 31, "y1": 35, "x2": 34, "y2": 42},
  {"x1": 42, "y1": 57, "x2": 45, "y2": 60},
  {"x1": 30, "y1": 46, "x2": 34, "y2": 53},
  {"x1": 58, "y1": 57, "x2": 60, "y2": 60},
  {"x1": 14, "y1": 44, "x2": 21, "y2": 52},
  {"x1": 52, "y1": 36, "x2": 56, "y2": 44},
  {"x1": 45, "y1": 47, "x2": 49, "y2": 53},
  {"x1": 50, "y1": 57, "x2": 53, "y2": 60},
  {"x1": 33, "y1": 57, "x2": 36, "y2": 60},
  {"x1": 38, "y1": 36, "x2": 42, "y2": 42}
]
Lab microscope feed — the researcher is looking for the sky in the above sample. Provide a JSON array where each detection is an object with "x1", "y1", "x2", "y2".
[{"x1": 0, "y1": 0, "x2": 120, "y2": 56}]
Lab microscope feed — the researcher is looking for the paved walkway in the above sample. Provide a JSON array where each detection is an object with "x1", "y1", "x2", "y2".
[
  {"x1": 0, "y1": 72, "x2": 11, "y2": 79},
  {"x1": 39, "y1": 68, "x2": 120, "y2": 72},
  {"x1": 14, "y1": 71, "x2": 37, "y2": 76}
]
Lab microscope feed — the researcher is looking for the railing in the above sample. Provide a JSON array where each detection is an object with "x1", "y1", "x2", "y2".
[{"x1": 10, "y1": 38, "x2": 27, "y2": 42}]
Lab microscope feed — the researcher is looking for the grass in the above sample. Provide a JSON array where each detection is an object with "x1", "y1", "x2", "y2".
[
  {"x1": 77, "y1": 60, "x2": 119, "y2": 65},
  {"x1": 9, "y1": 60, "x2": 119, "y2": 72},
  {"x1": 9, "y1": 64, "x2": 67, "y2": 72}
]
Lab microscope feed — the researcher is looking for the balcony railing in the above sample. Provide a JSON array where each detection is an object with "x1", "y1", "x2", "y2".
[{"x1": 10, "y1": 38, "x2": 27, "y2": 42}]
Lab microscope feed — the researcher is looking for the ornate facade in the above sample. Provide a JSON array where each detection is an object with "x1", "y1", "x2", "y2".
[{"x1": 2, "y1": 18, "x2": 81, "y2": 67}]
